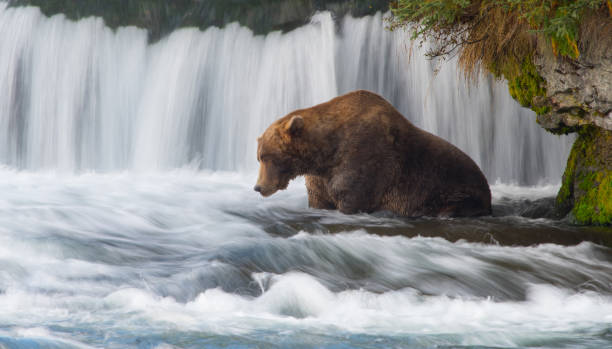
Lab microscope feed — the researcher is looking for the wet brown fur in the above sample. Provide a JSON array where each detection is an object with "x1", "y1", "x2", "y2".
[{"x1": 255, "y1": 90, "x2": 492, "y2": 217}]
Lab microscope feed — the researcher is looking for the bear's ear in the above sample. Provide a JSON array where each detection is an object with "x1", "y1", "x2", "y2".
[{"x1": 286, "y1": 115, "x2": 304, "y2": 137}]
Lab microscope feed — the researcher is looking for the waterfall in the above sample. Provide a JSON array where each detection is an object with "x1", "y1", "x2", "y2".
[{"x1": 0, "y1": 3, "x2": 572, "y2": 184}]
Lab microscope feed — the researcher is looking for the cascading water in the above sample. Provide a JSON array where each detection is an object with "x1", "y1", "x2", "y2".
[
  {"x1": 0, "y1": 3, "x2": 610, "y2": 349},
  {"x1": 0, "y1": 3, "x2": 570, "y2": 184}
]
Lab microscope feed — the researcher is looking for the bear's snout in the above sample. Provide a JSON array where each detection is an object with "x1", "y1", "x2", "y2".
[
  {"x1": 254, "y1": 160, "x2": 286, "y2": 197},
  {"x1": 254, "y1": 185, "x2": 277, "y2": 197}
]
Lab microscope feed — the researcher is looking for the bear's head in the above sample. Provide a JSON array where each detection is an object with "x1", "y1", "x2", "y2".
[{"x1": 254, "y1": 114, "x2": 305, "y2": 197}]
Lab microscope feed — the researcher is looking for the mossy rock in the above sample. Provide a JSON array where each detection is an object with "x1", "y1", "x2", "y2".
[
  {"x1": 506, "y1": 57, "x2": 550, "y2": 116},
  {"x1": 488, "y1": 55, "x2": 551, "y2": 116},
  {"x1": 557, "y1": 126, "x2": 612, "y2": 225}
]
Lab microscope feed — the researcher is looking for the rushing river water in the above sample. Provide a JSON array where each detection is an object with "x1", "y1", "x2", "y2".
[
  {"x1": 0, "y1": 2, "x2": 611, "y2": 349},
  {"x1": 0, "y1": 171, "x2": 611, "y2": 348}
]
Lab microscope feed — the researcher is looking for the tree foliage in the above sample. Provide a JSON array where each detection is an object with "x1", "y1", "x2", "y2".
[{"x1": 390, "y1": 0, "x2": 609, "y2": 61}]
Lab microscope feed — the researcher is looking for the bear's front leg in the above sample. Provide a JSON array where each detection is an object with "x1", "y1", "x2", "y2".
[
  {"x1": 305, "y1": 175, "x2": 336, "y2": 210},
  {"x1": 328, "y1": 172, "x2": 378, "y2": 214},
  {"x1": 336, "y1": 195, "x2": 365, "y2": 214}
]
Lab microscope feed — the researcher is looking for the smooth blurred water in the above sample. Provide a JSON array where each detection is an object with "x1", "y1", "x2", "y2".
[
  {"x1": 0, "y1": 3, "x2": 609, "y2": 349},
  {"x1": 0, "y1": 3, "x2": 571, "y2": 184}
]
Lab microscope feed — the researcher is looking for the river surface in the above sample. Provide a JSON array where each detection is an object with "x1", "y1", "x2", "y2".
[
  {"x1": 0, "y1": 170, "x2": 611, "y2": 348},
  {"x1": 0, "y1": 2, "x2": 611, "y2": 348}
]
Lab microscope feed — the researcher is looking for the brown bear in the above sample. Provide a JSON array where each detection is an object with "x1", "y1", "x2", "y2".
[{"x1": 254, "y1": 90, "x2": 492, "y2": 217}]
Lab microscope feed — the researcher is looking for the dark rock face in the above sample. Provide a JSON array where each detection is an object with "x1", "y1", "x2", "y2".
[
  {"x1": 8, "y1": 0, "x2": 390, "y2": 40},
  {"x1": 534, "y1": 10, "x2": 612, "y2": 133},
  {"x1": 535, "y1": 54, "x2": 612, "y2": 132}
]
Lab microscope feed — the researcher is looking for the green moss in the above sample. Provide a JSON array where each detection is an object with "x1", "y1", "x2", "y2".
[
  {"x1": 556, "y1": 136, "x2": 578, "y2": 209},
  {"x1": 547, "y1": 124, "x2": 581, "y2": 135},
  {"x1": 489, "y1": 55, "x2": 550, "y2": 116},
  {"x1": 578, "y1": 172, "x2": 595, "y2": 191},
  {"x1": 557, "y1": 126, "x2": 612, "y2": 225},
  {"x1": 506, "y1": 57, "x2": 549, "y2": 114},
  {"x1": 573, "y1": 170, "x2": 612, "y2": 225}
]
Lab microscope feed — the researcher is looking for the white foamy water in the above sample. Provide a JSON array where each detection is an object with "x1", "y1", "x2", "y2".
[{"x1": 0, "y1": 170, "x2": 610, "y2": 348}]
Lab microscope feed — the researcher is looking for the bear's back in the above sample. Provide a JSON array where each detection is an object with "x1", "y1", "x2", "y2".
[{"x1": 331, "y1": 91, "x2": 491, "y2": 216}]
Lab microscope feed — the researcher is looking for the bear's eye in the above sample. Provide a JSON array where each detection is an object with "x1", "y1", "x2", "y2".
[
  {"x1": 260, "y1": 153, "x2": 275, "y2": 162},
  {"x1": 273, "y1": 159, "x2": 292, "y2": 173}
]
